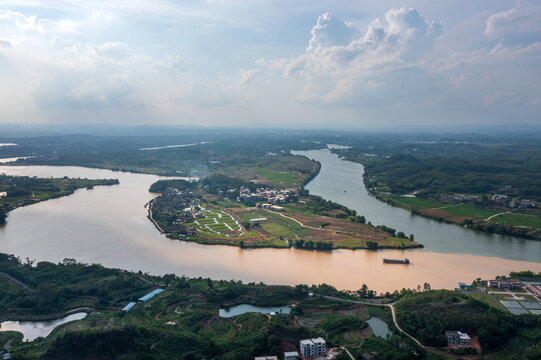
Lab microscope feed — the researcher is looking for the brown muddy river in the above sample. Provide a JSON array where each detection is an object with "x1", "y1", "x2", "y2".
[{"x1": 0, "y1": 151, "x2": 540, "y2": 293}]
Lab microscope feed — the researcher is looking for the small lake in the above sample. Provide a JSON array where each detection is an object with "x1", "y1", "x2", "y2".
[
  {"x1": 219, "y1": 304, "x2": 291, "y2": 318},
  {"x1": 366, "y1": 317, "x2": 391, "y2": 339},
  {"x1": 0, "y1": 312, "x2": 87, "y2": 341}
]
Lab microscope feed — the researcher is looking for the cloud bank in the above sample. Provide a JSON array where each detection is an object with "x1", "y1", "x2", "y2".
[{"x1": 0, "y1": 2, "x2": 540, "y2": 127}]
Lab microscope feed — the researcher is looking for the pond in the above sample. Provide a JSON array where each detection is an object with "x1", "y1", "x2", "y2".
[
  {"x1": 218, "y1": 304, "x2": 291, "y2": 318},
  {"x1": 0, "y1": 312, "x2": 87, "y2": 342},
  {"x1": 366, "y1": 317, "x2": 391, "y2": 339}
]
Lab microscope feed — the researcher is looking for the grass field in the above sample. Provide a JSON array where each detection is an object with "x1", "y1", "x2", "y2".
[
  {"x1": 489, "y1": 212, "x2": 541, "y2": 229},
  {"x1": 442, "y1": 204, "x2": 499, "y2": 220},
  {"x1": 254, "y1": 168, "x2": 297, "y2": 185},
  {"x1": 467, "y1": 293, "x2": 503, "y2": 310},
  {"x1": 377, "y1": 194, "x2": 445, "y2": 210},
  {"x1": 236, "y1": 209, "x2": 312, "y2": 239}
]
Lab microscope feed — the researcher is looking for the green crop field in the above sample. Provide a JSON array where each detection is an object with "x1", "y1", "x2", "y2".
[
  {"x1": 383, "y1": 195, "x2": 445, "y2": 210},
  {"x1": 255, "y1": 168, "x2": 297, "y2": 185},
  {"x1": 441, "y1": 204, "x2": 499, "y2": 220},
  {"x1": 489, "y1": 213, "x2": 541, "y2": 229}
]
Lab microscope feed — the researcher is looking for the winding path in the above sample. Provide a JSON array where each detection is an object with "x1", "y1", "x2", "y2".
[
  {"x1": 319, "y1": 295, "x2": 422, "y2": 347},
  {"x1": 0, "y1": 272, "x2": 31, "y2": 290}
]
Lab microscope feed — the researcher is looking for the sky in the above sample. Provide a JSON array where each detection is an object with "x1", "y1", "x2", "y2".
[{"x1": 0, "y1": 1, "x2": 540, "y2": 128}]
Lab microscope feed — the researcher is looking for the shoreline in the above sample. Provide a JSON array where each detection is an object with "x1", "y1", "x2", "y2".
[{"x1": 372, "y1": 191, "x2": 541, "y2": 242}]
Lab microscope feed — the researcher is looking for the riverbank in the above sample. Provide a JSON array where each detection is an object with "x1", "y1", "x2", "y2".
[
  {"x1": 374, "y1": 192, "x2": 541, "y2": 241},
  {"x1": 0, "y1": 175, "x2": 119, "y2": 225},
  {"x1": 1, "y1": 253, "x2": 539, "y2": 360},
  {"x1": 148, "y1": 195, "x2": 423, "y2": 251}
]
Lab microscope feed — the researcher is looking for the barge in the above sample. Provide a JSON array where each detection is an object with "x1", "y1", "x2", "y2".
[{"x1": 382, "y1": 258, "x2": 410, "y2": 264}]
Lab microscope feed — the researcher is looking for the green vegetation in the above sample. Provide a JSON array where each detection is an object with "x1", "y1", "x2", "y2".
[
  {"x1": 148, "y1": 172, "x2": 420, "y2": 251},
  {"x1": 149, "y1": 179, "x2": 198, "y2": 193},
  {"x1": 254, "y1": 168, "x2": 297, "y2": 185},
  {"x1": 0, "y1": 253, "x2": 401, "y2": 359},
  {"x1": 1, "y1": 254, "x2": 539, "y2": 359},
  {"x1": 395, "y1": 290, "x2": 541, "y2": 351},
  {"x1": 0, "y1": 174, "x2": 118, "y2": 224},
  {"x1": 330, "y1": 133, "x2": 541, "y2": 240},
  {"x1": 9, "y1": 134, "x2": 321, "y2": 188},
  {"x1": 490, "y1": 213, "x2": 541, "y2": 229}
]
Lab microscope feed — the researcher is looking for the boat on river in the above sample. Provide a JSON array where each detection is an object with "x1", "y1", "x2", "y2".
[{"x1": 383, "y1": 258, "x2": 410, "y2": 264}]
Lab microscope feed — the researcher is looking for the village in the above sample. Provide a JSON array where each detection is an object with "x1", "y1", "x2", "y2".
[{"x1": 435, "y1": 184, "x2": 536, "y2": 209}]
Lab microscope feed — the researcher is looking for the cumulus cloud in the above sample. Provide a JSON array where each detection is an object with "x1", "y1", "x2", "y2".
[
  {"x1": 0, "y1": 10, "x2": 192, "y2": 112},
  {"x1": 485, "y1": 4, "x2": 541, "y2": 41},
  {"x1": 307, "y1": 12, "x2": 358, "y2": 51},
  {"x1": 266, "y1": 7, "x2": 442, "y2": 103}
]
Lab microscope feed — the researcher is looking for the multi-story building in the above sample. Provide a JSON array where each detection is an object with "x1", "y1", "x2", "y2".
[
  {"x1": 299, "y1": 338, "x2": 326, "y2": 357},
  {"x1": 445, "y1": 331, "x2": 471, "y2": 345},
  {"x1": 487, "y1": 280, "x2": 521, "y2": 289}
]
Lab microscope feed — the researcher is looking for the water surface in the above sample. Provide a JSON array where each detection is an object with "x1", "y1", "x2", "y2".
[
  {"x1": 0, "y1": 312, "x2": 87, "y2": 341},
  {"x1": 366, "y1": 317, "x2": 391, "y2": 339},
  {"x1": 293, "y1": 149, "x2": 541, "y2": 262},
  {"x1": 219, "y1": 304, "x2": 291, "y2": 318},
  {"x1": 0, "y1": 154, "x2": 540, "y2": 293}
]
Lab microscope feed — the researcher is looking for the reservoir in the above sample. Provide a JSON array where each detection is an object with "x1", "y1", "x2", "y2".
[
  {"x1": 219, "y1": 305, "x2": 291, "y2": 318},
  {"x1": 0, "y1": 151, "x2": 540, "y2": 293},
  {"x1": 0, "y1": 312, "x2": 87, "y2": 342}
]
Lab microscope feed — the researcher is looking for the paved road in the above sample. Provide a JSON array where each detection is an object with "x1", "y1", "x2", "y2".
[
  {"x1": 0, "y1": 272, "x2": 31, "y2": 290},
  {"x1": 340, "y1": 346, "x2": 356, "y2": 360},
  {"x1": 319, "y1": 295, "x2": 422, "y2": 347}
]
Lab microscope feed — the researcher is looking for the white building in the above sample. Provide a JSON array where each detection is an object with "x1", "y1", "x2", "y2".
[
  {"x1": 300, "y1": 338, "x2": 326, "y2": 357},
  {"x1": 284, "y1": 351, "x2": 299, "y2": 360}
]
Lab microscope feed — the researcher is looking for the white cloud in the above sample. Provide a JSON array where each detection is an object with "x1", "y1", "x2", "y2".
[
  {"x1": 485, "y1": 4, "x2": 541, "y2": 40},
  {"x1": 265, "y1": 7, "x2": 442, "y2": 103}
]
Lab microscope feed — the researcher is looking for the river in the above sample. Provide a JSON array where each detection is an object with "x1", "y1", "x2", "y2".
[{"x1": 0, "y1": 152, "x2": 539, "y2": 293}]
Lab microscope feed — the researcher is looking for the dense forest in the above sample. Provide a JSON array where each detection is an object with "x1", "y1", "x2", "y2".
[
  {"x1": 335, "y1": 136, "x2": 541, "y2": 200},
  {"x1": 395, "y1": 290, "x2": 541, "y2": 354}
]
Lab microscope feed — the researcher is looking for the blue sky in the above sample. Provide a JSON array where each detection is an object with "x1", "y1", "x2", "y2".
[{"x1": 0, "y1": 1, "x2": 540, "y2": 128}]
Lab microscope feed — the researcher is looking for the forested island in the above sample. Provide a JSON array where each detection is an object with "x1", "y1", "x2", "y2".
[
  {"x1": 0, "y1": 253, "x2": 540, "y2": 359},
  {"x1": 0, "y1": 175, "x2": 119, "y2": 225},
  {"x1": 147, "y1": 175, "x2": 421, "y2": 251}
]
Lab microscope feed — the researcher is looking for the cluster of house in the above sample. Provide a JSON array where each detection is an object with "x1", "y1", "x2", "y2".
[
  {"x1": 487, "y1": 279, "x2": 521, "y2": 289},
  {"x1": 445, "y1": 331, "x2": 471, "y2": 346},
  {"x1": 438, "y1": 194, "x2": 479, "y2": 203},
  {"x1": 257, "y1": 203, "x2": 285, "y2": 212},
  {"x1": 492, "y1": 194, "x2": 534, "y2": 208},
  {"x1": 254, "y1": 338, "x2": 326, "y2": 360},
  {"x1": 238, "y1": 186, "x2": 296, "y2": 204},
  {"x1": 163, "y1": 187, "x2": 192, "y2": 197},
  {"x1": 436, "y1": 191, "x2": 536, "y2": 209}
]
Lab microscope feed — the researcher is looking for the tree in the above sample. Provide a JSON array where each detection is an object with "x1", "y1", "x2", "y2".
[{"x1": 366, "y1": 241, "x2": 378, "y2": 250}]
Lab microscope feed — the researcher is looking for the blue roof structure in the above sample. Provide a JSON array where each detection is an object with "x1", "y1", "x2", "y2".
[
  {"x1": 122, "y1": 302, "x2": 137, "y2": 311},
  {"x1": 138, "y1": 288, "x2": 164, "y2": 302}
]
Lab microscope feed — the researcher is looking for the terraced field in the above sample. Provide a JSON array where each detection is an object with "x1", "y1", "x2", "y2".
[{"x1": 188, "y1": 208, "x2": 244, "y2": 237}]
